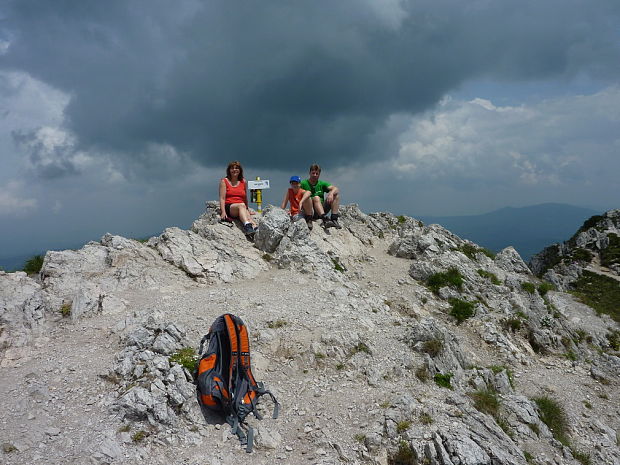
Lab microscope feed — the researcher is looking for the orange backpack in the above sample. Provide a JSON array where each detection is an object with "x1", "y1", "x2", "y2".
[{"x1": 196, "y1": 314, "x2": 279, "y2": 452}]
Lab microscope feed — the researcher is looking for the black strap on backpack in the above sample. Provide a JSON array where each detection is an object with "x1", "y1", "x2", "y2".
[{"x1": 196, "y1": 314, "x2": 279, "y2": 452}]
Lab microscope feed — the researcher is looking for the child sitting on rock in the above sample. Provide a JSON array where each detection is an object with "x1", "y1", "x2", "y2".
[{"x1": 281, "y1": 176, "x2": 314, "y2": 230}]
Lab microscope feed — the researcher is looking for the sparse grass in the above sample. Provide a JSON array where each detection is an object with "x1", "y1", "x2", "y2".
[
  {"x1": 459, "y1": 244, "x2": 495, "y2": 261},
  {"x1": 314, "y1": 352, "x2": 326, "y2": 360},
  {"x1": 267, "y1": 319, "x2": 287, "y2": 329},
  {"x1": 583, "y1": 401, "x2": 592, "y2": 409},
  {"x1": 426, "y1": 268, "x2": 463, "y2": 294},
  {"x1": 449, "y1": 298, "x2": 475, "y2": 324},
  {"x1": 477, "y1": 269, "x2": 501, "y2": 285},
  {"x1": 2, "y1": 443, "x2": 17, "y2": 453},
  {"x1": 571, "y1": 447, "x2": 591, "y2": 465},
  {"x1": 354, "y1": 433, "x2": 366, "y2": 443},
  {"x1": 415, "y1": 365, "x2": 430, "y2": 382},
  {"x1": 132, "y1": 430, "x2": 148, "y2": 443},
  {"x1": 388, "y1": 440, "x2": 416, "y2": 465},
  {"x1": 606, "y1": 330, "x2": 620, "y2": 351},
  {"x1": 523, "y1": 451, "x2": 534, "y2": 463},
  {"x1": 564, "y1": 350, "x2": 577, "y2": 361},
  {"x1": 572, "y1": 248, "x2": 593, "y2": 263},
  {"x1": 533, "y1": 396, "x2": 570, "y2": 446},
  {"x1": 434, "y1": 372, "x2": 453, "y2": 389},
  {"x1": 521, "y1": 282, "x2": 536, "y2": 294},
  {"x1": 574, "y1": 329, "x2": 588, "y2": 344},
  {"x1": 169, "y1": 347, "x2": 198, "y2": 373},
  {"x1": 537, "y1": 282, "x2": 555, "y2": 296},
  {"x1": 23, "y1": 254, "x2": 44, "y2": 274},
  {"x1": 601, "y1": 233, "x2": 620, "y2": 268},
  {"x1": 421, "y1": 338, "x2": 443, "y2": 357},
  {"x1": 396, "y1": 420, "x2": 411, "y2": 433},
  {"x1": 379, "y1": 401, "x2": 392, "y2": 409},
  {"x1": 489, "y1": 365, "x2": 514, "y2": 388},
  {"x1": 59, "y1": 302, "x2": 71, "y2": 317},
  {"x1": 419, "y1": 413, "x2": 433, "y2": 425},
  {"x1": 527, "y1": 422, "x2": 540, "y2": 436},
  {"x1": 469, "y1": 389, "x2": 500, "y2": 417},
  {"x1": 349, "y1": 342, "x2": 372, "y2": 356},
  {"x1": 262, "y1": 253, "x2": 273, "y2": 262},
  {"x1": 133, "y1": 237, "x2": 150, "y2": 243},
  {"x1": 118, "y1": 424, "x2": 131, "y2": 433},
  {"x1": 571, "y1": 270, "x2": 620, "y2": 322},
  {"x1": 336, "y1": 362, "x2": 345, "y2": 370}
]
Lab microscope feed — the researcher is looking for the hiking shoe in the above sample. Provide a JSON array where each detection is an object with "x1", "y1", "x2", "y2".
[
  {"x1": 306, "y1": 218, "x2": 313, "y2": 231},
  {"x1": 331, "y1": 218, "x2": 342, "y2": 229},
  {"x1": 243, "y1": 223, "x2": 255, "y2": 235},
  {"x1": 322, "y1": 219, "x2": 335, "y2": 229}
]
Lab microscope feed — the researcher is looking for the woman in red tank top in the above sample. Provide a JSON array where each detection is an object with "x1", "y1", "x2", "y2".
[{"x1": 219, "y1": 161, "x2": 257, "y2": 234}]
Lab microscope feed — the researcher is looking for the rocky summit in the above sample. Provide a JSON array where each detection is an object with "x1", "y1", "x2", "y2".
[{"x1": 1, "y1": 202, "x2": 619, "y2": 465}]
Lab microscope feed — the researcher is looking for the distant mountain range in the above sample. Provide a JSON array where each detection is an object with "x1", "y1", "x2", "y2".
[{"x1": 417, "y1": 203, "x2": 601, "y2": 262}]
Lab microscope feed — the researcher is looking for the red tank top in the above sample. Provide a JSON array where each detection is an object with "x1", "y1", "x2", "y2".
[{"x1": 223, "y1": 178, "x2": 246, "y2": 205}]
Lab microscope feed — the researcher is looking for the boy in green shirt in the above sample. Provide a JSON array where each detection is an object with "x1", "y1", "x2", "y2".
[{"x1": 300, "y1": 164, "x2": 342, "y2": 229}]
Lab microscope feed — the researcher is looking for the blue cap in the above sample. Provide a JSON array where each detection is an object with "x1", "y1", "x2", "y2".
[{"x1": 289, "y1": 175, "x2": 301, "y2": 183}]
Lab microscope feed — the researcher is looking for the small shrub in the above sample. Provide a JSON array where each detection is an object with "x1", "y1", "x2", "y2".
[
  {"x1": 388, "y1": 440, "x2": 416, "y2": 465},
  {"x1": 59, "y1": 303, "x2": 71, "y2": 318},
  {"x1": 434, "y1": 372, "x2": 453, "y2": 389},
  {"x1": 169, "y1": 347, "x2": 198, "y2": 373},
  {"x1": 489, "y1": 365, "x2": 515, "y2": 388},
  {"x1": 396, "y1": 420, "x2": 411, "y2": 433},
  {"x1": 521, "y1": 282, "x2": 536, "y2": 294},
  {"x1": 132, "y1": 430, "x2": 148, "y2": 443},
  {"x1": 574, "y1": 329, "x2": 588, "y2": 344},
  {"x1": 332, "y1": 258, "x2": 345, "y2": 273},
  {"x1": 564, "y1": 351, "x2": 577, "y2": 361},
  {"x1": 349, "y1": 342, "x2": 372, "y2": 356},
  {"x1": 449, "y1": 298, "x2": 475, "y2": 324},
  {"x1": 267, "y1": 319, "x2": 287, "y2": 329},
  {"x1": 262, "y1": 253, "x2": 273, "y2": 262},
  {"x1": 23, "y1": 254, "x2": 44, "y2": 274},
  {"x1": 533, "y1": 396, "x2": 570, "y2": 446},
  {"x1": 397, "y1": 215, "x2": 407, "y2": 224},
  {"x1": 502, "y1": 317, "x2": 522, "y2": 332},
  {"x1": 572, "y1": 248, "x2": 593, "y2": 263},
  {"x1": 421, "y1": 338, "x2": 443, "y2": 357},
  {"x1": 477, "y1": 269, "x2": 501, "y2": 285},
  {"x1": 118, "y1": 424, "x2": 131, "y2": 433},
  {"x1": 583, "y1": 401, "x2": 592, "y2": 409},
  {"x1": 537, "y1": 282, "x2": 555, "y2": 296},
  {"x1": 336, "y1": 362, "x2": 345, "y2": 370},
  {"x1": 426, "y1": 268, "x2": 463, "y2": 294},
  {"x1": 524, "y1": 451, "x2": 534, "y2": 463},
  {"x1": 354, "y1": 433, "x2": 366, "y2": 442},
  {"x1": 419, "y1": 413, "x2": 433, "y2": 425}
]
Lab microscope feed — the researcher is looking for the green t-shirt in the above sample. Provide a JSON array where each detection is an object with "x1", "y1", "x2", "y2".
[{"x1": 300, "y1": 179, "x2": 331, "y2": 200}]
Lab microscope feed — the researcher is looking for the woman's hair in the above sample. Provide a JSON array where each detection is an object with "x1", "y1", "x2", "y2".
[{"x1": 226, "y1": 161, "x2": 244, "y2": 180}]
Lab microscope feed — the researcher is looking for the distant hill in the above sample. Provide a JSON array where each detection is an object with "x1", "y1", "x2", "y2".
[{"x1": 418, "y1": 203, "x2": 601, "y2": 262}]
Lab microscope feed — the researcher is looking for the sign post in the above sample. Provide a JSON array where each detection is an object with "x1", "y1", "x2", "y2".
[{"x1": 247, "y1": 177, "x2": 270, "y2": 213}]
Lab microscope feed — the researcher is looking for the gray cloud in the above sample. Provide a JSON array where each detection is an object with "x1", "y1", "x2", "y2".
[{"x1": 3, "y1": 0, "x2": 619, "y2": 176}]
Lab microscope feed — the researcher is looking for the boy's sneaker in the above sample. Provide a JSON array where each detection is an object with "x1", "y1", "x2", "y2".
[{"x1": 243, "y1": 223, "x2": 255, "y2": 235}]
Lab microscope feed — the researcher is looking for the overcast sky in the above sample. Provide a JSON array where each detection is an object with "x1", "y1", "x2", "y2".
[{"x1": 1, "y1": 0, "x2": 619, "y2": 259}]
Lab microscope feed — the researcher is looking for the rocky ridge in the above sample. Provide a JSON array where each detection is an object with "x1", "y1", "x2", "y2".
[{"x1": 1, "y1": 203, "x2": 619, "y2": 465}]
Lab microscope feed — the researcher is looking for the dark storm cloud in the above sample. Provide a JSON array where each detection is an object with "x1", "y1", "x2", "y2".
[{"x1": 2, "y1": 0, "x2": 619, "y2": 173}]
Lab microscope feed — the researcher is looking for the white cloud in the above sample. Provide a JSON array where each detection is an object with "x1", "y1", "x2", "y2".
[
  {"x1": 392, "y1": 86, "x2": 620, "y2": 188},
  {"x1": 0, "y1": 181, "x2": 37, "y2": 216}
]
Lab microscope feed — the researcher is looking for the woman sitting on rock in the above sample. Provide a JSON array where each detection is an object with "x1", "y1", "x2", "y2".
[{"x1": 219, "y1": 161, "x2": 257, "y2": 234}]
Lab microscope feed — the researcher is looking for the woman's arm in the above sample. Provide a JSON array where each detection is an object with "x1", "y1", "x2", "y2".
[{"x1": 219, "y1": 179, "x2": 227, "y2": 218}]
